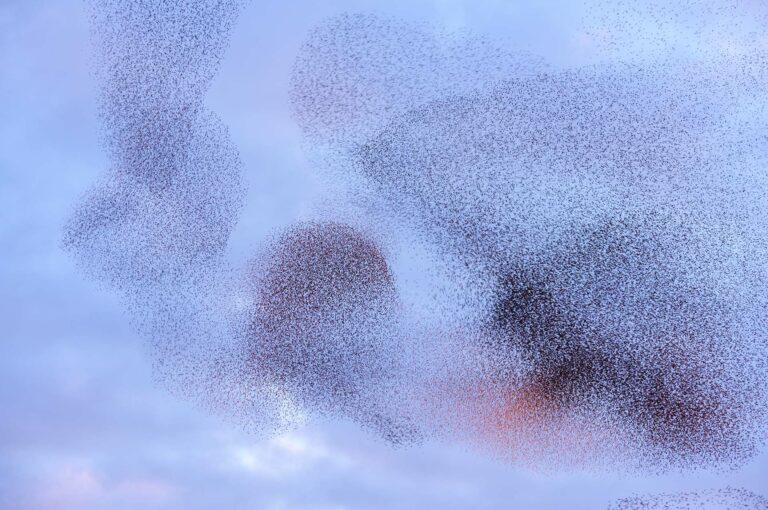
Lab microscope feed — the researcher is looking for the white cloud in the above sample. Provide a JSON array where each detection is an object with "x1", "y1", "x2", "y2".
[{"x1": 231, "y1": 431, "x2": 354, "y2": 478}]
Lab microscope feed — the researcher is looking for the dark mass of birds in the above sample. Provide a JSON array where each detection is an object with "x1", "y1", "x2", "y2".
[{"x1": 64, "y1": 0, "x2": 768, "y2": 503}]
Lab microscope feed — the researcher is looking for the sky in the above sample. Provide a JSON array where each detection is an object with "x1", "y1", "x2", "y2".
[{"x1": 1, "y1": 1, "x2": 767, "y2": 509}]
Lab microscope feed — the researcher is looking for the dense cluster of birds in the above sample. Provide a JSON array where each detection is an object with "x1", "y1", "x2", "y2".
[
  {"x1": 289, "y1": 11, "x2": 768, "y2": 472},
  {"x1": 64, "y1": 0, "x2": 768, "y2": 505}
]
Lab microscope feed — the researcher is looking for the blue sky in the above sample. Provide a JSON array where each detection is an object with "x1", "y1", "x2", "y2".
[{"x1": 1, "y1": 1, "x2": 767, "y2": 509}]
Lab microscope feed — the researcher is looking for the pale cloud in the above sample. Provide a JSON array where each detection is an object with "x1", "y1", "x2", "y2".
[
  {"x1": 32, "y1": 464, "x2": 177, "y2": 510},
  {"x1": 231, "y1": 431, "x2": 354, "y2": 478}
]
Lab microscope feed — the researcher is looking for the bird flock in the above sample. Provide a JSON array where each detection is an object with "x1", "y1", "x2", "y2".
[{"x1": 65, "y1": 1, "x2": 768, "y2": 507}]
